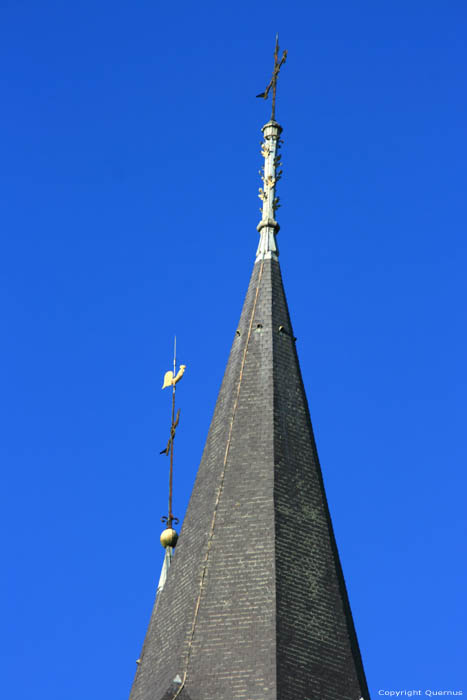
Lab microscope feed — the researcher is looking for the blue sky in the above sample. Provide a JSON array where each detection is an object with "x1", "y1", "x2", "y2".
[{"x1": 1, "y1": 1, "x2": 466, "y2": 698}]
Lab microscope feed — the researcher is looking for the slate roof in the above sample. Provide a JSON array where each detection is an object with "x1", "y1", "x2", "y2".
[{"x1": 129, "y1": 251, "x2": 370, "y2": 700}]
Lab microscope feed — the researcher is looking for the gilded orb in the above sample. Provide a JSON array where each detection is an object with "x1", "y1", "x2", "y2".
[{"x1": 160, "y1": 528, "x2": 178, "y2": 548}]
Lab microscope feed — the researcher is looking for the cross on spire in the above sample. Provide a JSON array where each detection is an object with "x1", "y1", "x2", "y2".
[{"x1": 256, "y1": 35, "x2": 287, "y2": 121}]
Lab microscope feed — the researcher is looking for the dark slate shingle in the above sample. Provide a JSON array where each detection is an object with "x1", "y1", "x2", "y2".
[{"x1": 129, "y1": 257, "x2": 370, "y2": 700}]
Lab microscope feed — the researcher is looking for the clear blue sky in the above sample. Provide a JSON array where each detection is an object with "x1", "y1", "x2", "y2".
[{"x1": 1, "y1": 1, "x2": 466, "y2": 698}]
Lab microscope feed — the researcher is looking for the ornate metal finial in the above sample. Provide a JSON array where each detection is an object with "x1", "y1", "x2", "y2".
[
  {"x1": 256, "y1": 34, "x2": 287, "y2": 122},
  {"x1": 255, "y1": 36, "x2": 287, "y2": 263},
  {"x1": 159, "y1": 336, "x2": 186, "y2": 544}
]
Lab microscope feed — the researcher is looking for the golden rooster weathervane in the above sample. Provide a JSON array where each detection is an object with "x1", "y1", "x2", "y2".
[
  {"x1": 256, "y1": 34, "x2": 287, "y2": 122},
  {"x1": 160, "y1": 337, "x2": 186, "y2": 535}
]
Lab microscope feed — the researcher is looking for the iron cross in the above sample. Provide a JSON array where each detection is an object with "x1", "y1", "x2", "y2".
[{"x1": 256, "y1": 35, "x2": 287, "y2": 121}]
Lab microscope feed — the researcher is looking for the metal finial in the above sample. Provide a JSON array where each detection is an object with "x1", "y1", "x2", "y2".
[
  {"x1": 256, "y1": 35, "x2": 287, "y2": 122},
  {"x1": 160, "y1": 337, "x2": 186, "y2": 543},
  {"x1": 256, "y1": 41, "x2": 286, "y2": 263}
]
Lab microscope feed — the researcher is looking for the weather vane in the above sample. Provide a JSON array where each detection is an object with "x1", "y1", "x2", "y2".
[
  {"x1": 160, "y1": 336, "x2": 186, "y2": 542},
  {"x1": 256, "y1": 34, "x2": 287, "y2": 122}
]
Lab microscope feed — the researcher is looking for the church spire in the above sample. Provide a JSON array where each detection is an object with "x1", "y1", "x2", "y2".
[{"x1": 129, "y1": 44, "x2": 370, "y2": 700}]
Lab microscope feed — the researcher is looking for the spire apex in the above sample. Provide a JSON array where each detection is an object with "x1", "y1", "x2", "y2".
[
  {"x1": 255, "y1": 38, "x2": 287, "y2": 263},
  {"x1": 256, "y1": 35, "x2": 287, "y2": 122}
]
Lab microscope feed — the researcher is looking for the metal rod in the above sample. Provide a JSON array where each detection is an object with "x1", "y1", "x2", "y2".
[
  {"x1": 271, "y1": 35, "x2": 279, "y2": 121},
  {"x1": 168, "y1": 336, "x2": 176, "y2": 529},
  {"x1": 168, "y1": 383, "x2": 175, "y2": 529}
]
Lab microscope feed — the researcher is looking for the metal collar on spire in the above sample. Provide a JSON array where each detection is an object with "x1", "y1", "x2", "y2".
[{"x1": 256, "y1": 121, "x2": 283, "y2": 262}]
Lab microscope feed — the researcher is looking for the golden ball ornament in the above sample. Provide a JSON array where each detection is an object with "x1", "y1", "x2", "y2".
[{"x1": 160, "y1": 528, "x2": 178, "y2": 548}]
